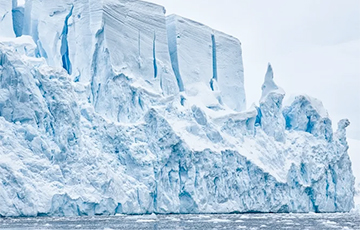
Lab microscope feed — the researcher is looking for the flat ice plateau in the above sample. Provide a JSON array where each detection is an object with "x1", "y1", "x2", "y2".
[{"x1": 0, "y1": 0, "x2": 356, "y2": 216}]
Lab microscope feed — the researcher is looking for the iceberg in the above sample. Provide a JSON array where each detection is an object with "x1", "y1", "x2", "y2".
[{"x1": 0, "y1": 0, "x2": 355, "y2": 216}]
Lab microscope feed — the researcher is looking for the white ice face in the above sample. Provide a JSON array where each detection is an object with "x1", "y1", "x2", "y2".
[
  {"x1": 17, "y1": 0, "x2": 25, "y2": 6},
  {"x1": 0, "y1": 0, "x2": 15, "y2": 38},
  {"x1": 0, "y1": 0, "x2": 355, "y2": 217},
  {"x1": 166, "y1": 15, "x2": 246, "y2": 112}
]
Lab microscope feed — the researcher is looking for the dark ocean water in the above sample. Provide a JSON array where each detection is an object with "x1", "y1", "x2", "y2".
[{"x1": 0, "y1": 213, "x2": 359, "y2": 230}]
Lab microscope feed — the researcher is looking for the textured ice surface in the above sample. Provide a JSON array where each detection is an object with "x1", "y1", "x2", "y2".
[
  {"x1": 0, "y1": 0, "x2": 15, "y2": 38},
  {"x1": 257, "y1": 64, "x2": 286, "y2": 142},
  {"x1": 166, "y1": 15, "x2": 246, "y2": 112},
  {"x1": 283, "y1": 95, "x2": 333, "y2": 141},
  {"x1": 0, "y1": 0, "x2": 355, "y2": 217}
]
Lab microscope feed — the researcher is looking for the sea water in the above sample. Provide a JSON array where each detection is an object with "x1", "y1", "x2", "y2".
[{"x1": 0, "y1": 213, "x2": 359, "y2": 230}]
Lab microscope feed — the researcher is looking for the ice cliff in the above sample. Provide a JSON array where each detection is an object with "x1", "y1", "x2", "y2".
[{"x1": 0, "y1": 0, "x2": 355, "y2": 216}]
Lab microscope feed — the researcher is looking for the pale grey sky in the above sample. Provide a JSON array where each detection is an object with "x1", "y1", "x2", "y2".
[{"x1": 148, "y1": 0, "x2": 360, "y2": 139}]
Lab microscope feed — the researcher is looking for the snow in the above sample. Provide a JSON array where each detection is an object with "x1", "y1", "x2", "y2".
[
  {"x1": 0, "y1": 0, "x2": 356, "y2": 217},
  {"x1": 17, "y1": 0, "x2": 25, "y2": 6},
  {"x1": 0, "y1": 35, "x2": 36, "y2": 57}
]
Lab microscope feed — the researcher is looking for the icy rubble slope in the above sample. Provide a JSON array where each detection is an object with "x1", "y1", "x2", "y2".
[{"x1": 0, "y1": 0, "x2": 356, "y2": 216}]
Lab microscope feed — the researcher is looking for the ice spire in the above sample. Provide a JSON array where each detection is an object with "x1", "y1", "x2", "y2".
[
  {"x1": 260, "y1": 63, "x2": 281, "y2": 101},
  {"x1": 258, "y1": 63, "x2": 286, "y2": 142},
  {"x1": 336, "y1": 119, "x2": 350, "y2": 145}
]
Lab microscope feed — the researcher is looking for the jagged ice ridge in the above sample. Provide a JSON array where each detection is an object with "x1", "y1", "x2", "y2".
[{"x1": 0, "y1": 0, "x2": 355, "y2": 216}]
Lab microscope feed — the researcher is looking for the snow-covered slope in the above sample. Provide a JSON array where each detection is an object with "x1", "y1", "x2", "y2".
[{"x1": 0, "y1": 0, "x2": 355, "y2": 216}]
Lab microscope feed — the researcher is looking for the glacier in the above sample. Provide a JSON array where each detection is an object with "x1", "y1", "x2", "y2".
[{"x1": 0, "y1": 0, "x2": 355, "y2": 217}]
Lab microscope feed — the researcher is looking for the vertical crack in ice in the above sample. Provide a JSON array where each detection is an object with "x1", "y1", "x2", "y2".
[
  {"x1": 12, "y1": 1, "x2": 17, "y2": 12},
  {"x1": 209, "y1": 79, "x2": 214, "y2": 91},
  {"x1": 255, "y1": 106, "x2": 262, "y2": 126},
  {"x1": 91, "y1": 25, "x2": 105, "y2": 105},
  {"x1": 22, "y1": 0, "x2": 31, "y2": 36},
  {"x1": 305, "y1": 187, "x2": 319, "y2": 213},
  {"x1": 60, "y1": 5, "x2": 74, "y2": 75},
  {"x1": 211, "y1": 33, "x2": 218, "y2": 81},
  {"x1": 152, "y1": 158, "x2": 158, "y2": 212},
  {"x1": 166, "y1": 17, "x2": 184, "y2": 92},
  {"x1": 153, "y1": 32, "x2": 158, "y2": 78},
  {"x1": 20, "y1": 0, "x2": 46, "y2": 57},
  {"x1": 329, "y1": 165, "x2": 338, "y2": 211},
  {"x1": 31, "y1": 19, "x2": 48, "y2": 58},
  {"x1": 11, "y1": 0, "x2": 24, "y2": 37}
]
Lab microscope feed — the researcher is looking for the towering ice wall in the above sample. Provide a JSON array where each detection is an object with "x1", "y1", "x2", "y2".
[
  {"x1": 0, "y1": 0, "x2": 355, "y2": 216},
  {"x1": 0, "y1": 0, "x2": 15, "y2": 38},
  {"x1": 2, "y1": 1, "x2": 247, "y2": 116},
  {"x1": 102, "y1": 0, "x2": 178, "y2": 95},
  {"x1": 14, "y1": 0, "x2": 179, "y2": 122},
  {"x1": 166, "y1": 15, "x2": 246, "y2": 112}
]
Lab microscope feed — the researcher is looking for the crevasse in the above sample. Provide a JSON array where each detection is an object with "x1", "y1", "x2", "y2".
[
  {"x1": 60, "y1": 5, "x2": 74, "y2": 75},
  {"x1": 11, "y1": 0, "x2": 24, "y2": 37}
]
